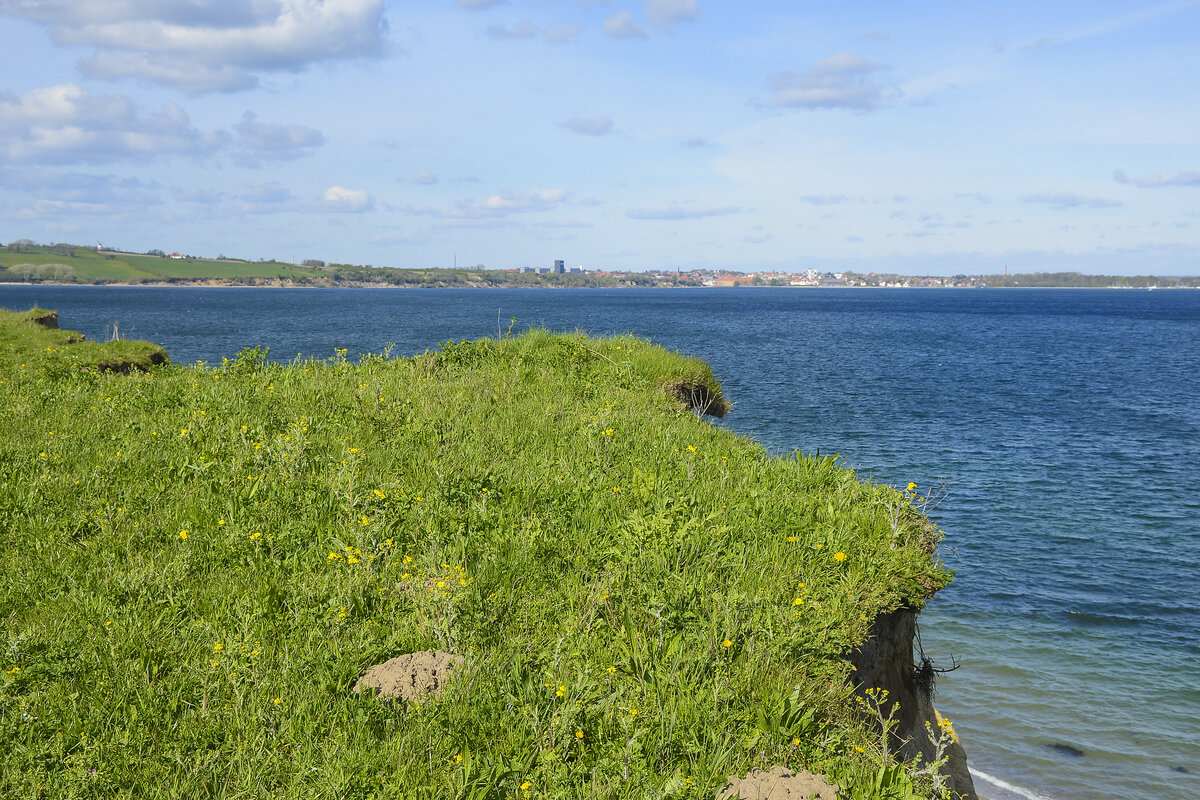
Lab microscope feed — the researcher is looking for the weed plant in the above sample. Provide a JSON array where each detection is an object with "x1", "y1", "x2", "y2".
[{"x1": 0, "y1": 310, "x2": 952, "y2": 799}]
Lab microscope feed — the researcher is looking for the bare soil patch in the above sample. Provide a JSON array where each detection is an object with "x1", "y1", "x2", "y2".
[
  {"x1": 352, "y1": 650, "x2": 463, "y2": 704},
  {"x1": 716, "y1": 765, "x2": 840, "y2": 800}
]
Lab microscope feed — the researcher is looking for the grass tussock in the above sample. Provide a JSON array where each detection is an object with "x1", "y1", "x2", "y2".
[{"x1": 0, "y1": 310, "x2": 952, "y2": 799}]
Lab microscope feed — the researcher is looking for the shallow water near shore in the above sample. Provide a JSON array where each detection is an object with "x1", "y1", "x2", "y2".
[{"x1": 4, "y1": 284, "x2": 1197, "y2": 799}]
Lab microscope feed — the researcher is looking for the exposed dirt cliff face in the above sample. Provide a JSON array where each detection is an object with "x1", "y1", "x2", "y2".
[{"x1": 849, "y1": 608, "x2": 977, "y2": 800}]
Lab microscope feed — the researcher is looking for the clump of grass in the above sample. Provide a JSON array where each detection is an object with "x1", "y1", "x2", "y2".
[
  {"x1": 0, "y1": 307, "x2": 168, "y2": 374},
  {"x1": 0, "y1": 311, "x2": 952, "y2": 799}
]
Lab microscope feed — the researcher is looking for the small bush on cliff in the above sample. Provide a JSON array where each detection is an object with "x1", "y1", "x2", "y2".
[{"x1": 0, "y1": 311, "x2": 952, "y2": 799}]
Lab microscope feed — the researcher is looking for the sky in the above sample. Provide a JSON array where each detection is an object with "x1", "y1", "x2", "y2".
[{"x1": 2, "y1": 0, "x2": 1199, "y2": 275}]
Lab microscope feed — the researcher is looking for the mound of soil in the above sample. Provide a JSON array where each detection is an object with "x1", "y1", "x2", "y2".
[
  {"x1": 716, "y1": 765, "x2": 840, "y2": 800},
  {"x1": 352, "y1": 650, "x2": 463, "y2": 704}
]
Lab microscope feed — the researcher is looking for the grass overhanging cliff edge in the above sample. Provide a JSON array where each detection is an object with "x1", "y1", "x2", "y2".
[{"x1": 0, "y1": 309, "x2": 956, "y2": 799}]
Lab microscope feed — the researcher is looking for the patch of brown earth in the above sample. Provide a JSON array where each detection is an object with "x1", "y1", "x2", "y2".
[
  {"x1": 352, "y1": 650, "x2": 463, "y2": 704},
  {"x1": 716, "y1": 765, "x2": 840, "y2": 800}
]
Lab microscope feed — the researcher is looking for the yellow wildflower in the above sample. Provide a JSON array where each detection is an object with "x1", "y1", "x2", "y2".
[{"x1": 834, "y1": 552, "x2": 847, "y2": 562}]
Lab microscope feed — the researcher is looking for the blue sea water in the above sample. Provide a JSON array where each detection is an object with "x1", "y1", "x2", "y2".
[{"x1": 3, "y1": 285, "x2": 1198, "y2": 800}]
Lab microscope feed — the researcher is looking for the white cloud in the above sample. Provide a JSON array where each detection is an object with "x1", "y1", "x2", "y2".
[
  {"x1": 544, "y1": 25, "x2": 580, "y2": 44},
  {"x1": 768, "y1": 51, "x2": 892, "y2": 110},
  {"x1": 234, "y1": 112, "x2": 324, "y2": 160},
  {"x1": 0, "y1": 83, "x2": 225, "y2": 163},
  {"x1": 0, "y1": 0, "x2": 387, "y2": 93},
  {"x1": 627, "y1": 204, "x2": 741, "y2": 220},
  {"x1": 487, "y1": 20, "x2": 537, "y2": 40},
  {"x1": 1020, "y1": 191, "x2": 1123, "y2": 210},
  {"x1": 644, "y1": 0, "x2": 699, "y2": 25},
  {"x1": 1114, "y1": 169, "x2": 1200, "y2": 188},
  {"x1": 323, "y1": 185, "x2": 374, "y2": 212},
  {"x1": 604, "y1": 11, "x2": 648, "y2": 39},
  {"x1": 418, "y1": 188, "x2": 569, "y2": 220},
  {"x1": 411, "y1": 170, "x2": 438, "y2": 184},
  {"x1": 560, "y1": 116, "x2": 613, "y2": 136}
]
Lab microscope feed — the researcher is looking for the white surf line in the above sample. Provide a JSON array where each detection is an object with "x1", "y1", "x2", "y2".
[{"x1": 970, "y1": 768, "x2": 1059, "y2": 800}]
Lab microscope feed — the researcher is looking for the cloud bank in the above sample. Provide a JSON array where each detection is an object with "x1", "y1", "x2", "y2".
[
  {"x1": 0, "y1": 83, "x2": 225, "y2": 163},
  {"x1": 0, "y1": 0, "x2": 388, "y2": 92},
  {"x1": 768, "y1": 51, "x2": 892, "y2": 110}
]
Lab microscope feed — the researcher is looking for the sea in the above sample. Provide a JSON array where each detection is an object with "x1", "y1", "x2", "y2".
[{"x1": 3, "y1": 284, "x2": 1197, "y2": 800}]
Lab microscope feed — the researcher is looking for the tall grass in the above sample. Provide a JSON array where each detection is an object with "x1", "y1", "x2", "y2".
[{"x1": 0, "y1": 310, "x2": 951, "y2": 799}]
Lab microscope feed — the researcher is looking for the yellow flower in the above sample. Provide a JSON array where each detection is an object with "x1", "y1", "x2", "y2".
[
  {"x1": 249, "y1": 532, "x2": 262, "y2": 540},
  {"x1": 686, "y1": 445, "x2": 697, "y2": 453},
  {"x1": 792, "y1": 737, "x2": 800, "y2": 746},
  {"x1": 213, "y1": 643, "x2": 223, "y2": 651},
  {"x1": 454, "y1": 754, "x2": 462, "y2": 764},
  {"x1": 786, "y1": 535, "x2": 797, "y2": 542},
  {"x1": 907, "y1": 482, "x2": 918, "y2": 492},
  {"x1": 722, "y1": 639, "x2": 732, "y2": 648},
  {"x1": 575, "y1": 730, "x2": 584, "y2": 739},
  {"x1": 373, "y1": 489, "x2": 387, "y2": 500},
  {"x1": 274, "y1": 697, "x2": 282, "y2": 705},
  {"x1": 814, "y1": 542, "x2": 824, "y2": 549},
  {"x1": 520, "y1": 782, "x2": 532, "y2": 791},
  {"x1": 834, "y1": 552, "x2": 847, "y2": 562},
  {"x1": 629, "y1": 708, "x2": 638, "y2": 716},
  {"x1": 792, "y1": 598, "x2": 804, "y2": 606},
  {"x1": 178, "y1": 530, "x2": 188, "y2": 540}
]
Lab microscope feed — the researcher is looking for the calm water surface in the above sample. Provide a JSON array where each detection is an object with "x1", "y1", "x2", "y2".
[{"x1": 4, "y1": 285, "x2": 1198, "y2": 800}]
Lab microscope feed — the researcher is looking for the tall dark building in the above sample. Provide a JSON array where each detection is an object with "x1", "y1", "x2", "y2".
[{"x1": 554, "y1": 259, "x2": 565, "y2": 274}]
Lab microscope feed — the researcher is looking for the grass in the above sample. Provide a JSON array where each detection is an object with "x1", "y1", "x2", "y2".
[
  {"x1": 0, "y1": 246, "x2": 315, "y2": 284},
  {"x1": 0, "y1": 243, "x2": 671, "y2": 287},
  {"x1": 0, "y1": 309, "x2": 952, "y2": 799}
]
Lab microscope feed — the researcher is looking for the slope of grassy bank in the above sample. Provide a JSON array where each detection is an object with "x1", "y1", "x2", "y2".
[
  {"x1": 0, "y1": 310, "x2": 952, "y2": 799},
  {"x1": 0, "y1": 244, "x2": 655, "y2": 287}
]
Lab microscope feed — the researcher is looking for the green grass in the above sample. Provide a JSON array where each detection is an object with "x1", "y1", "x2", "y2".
[
  {"x1": 0, "y1": 310, "x2": 952, "y2": 799},
  {"x1": 0, "y1": 246, "x2": 315, "y2": 284}
]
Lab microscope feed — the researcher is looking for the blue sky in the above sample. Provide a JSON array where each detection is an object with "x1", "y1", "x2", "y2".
[{"x1": 2, "y1": 0, "x2": 1198, "y2": 275}]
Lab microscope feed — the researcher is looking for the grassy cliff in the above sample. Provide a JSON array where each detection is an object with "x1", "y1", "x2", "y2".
[{"x1": 0, "y1": 310, "x2": 955, "y2": 799}]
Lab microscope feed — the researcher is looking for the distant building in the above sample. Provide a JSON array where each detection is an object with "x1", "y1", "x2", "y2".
[{"x1": 554, "y1": 259, "x2": 565, "y2": 274}]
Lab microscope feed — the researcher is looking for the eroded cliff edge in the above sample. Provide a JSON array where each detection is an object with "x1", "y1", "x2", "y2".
[{"x1": 850, "y1": 607, "x2": 978, "y2": 799}]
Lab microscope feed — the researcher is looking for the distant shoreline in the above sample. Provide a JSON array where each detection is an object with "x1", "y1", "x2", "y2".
[{"x1": 3, "y1": 281, "x2": 1197, "y2": 291}]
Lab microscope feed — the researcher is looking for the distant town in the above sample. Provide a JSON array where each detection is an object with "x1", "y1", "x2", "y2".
[{"x1": 2, "y1": 239, "x2": 1198, "y2": 289}]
